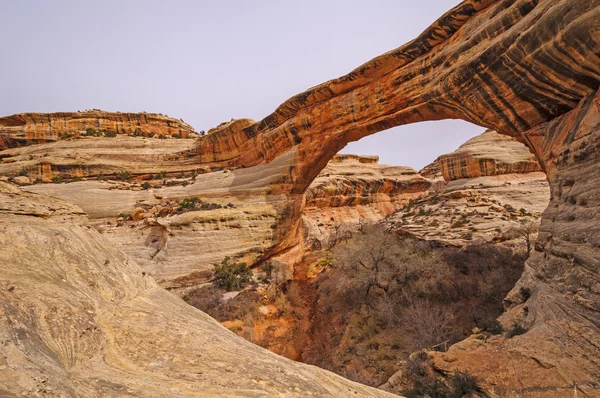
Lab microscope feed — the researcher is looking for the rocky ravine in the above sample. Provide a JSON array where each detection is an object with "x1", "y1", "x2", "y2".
[{"x1": 1, "y1": 0, "x2": 599, "y2": 396}]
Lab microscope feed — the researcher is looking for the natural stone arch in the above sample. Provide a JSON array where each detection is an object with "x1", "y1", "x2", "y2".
[
  {"x1": 189, "y1": 0, "x2": 600, "y2": 392},
  {"x1": 192, "y1": 0, "x2": 600, "y2": 194}
]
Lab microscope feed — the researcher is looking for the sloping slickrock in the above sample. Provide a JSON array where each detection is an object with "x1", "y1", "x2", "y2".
[{"x1": 0, "y1": 182, "x2": 398, "y2": 397}]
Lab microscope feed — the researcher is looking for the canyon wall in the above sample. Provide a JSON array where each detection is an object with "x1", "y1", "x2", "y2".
[
  {"x1": 438, "y1": 130, "x2": 542, "y2": 181},
  {"x1": 390, "y1": 87, "x2": 600, "y2": 398},
  {"x1": 0, "y1": 110, "x2": 196, "y2": 149}
]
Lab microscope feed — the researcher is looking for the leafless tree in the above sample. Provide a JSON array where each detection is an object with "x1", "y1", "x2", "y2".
[
  {"x1": 401, "y1": 302, "x2": 456, "y2": 351},
  {"x1": 518, "y1": 221, "x2": 539, "y2": 256},
  {"x1": 332, "y1": 224, "x2": 426, "y2": 306}
]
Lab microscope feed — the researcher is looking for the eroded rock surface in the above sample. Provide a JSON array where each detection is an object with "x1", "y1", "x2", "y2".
[
  {"x1": 0, "y1": 182, "x2": 397, "y2": 397},
  {"x1": 389, "y1": 131, "x2": 550, "y2": 247},
  {"x1": 0, "y1": 110, "x2": 196, "y2": 149}
]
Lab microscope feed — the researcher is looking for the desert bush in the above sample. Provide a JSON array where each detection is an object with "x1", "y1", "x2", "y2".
[
  {"x1": 274, "y1": 292, "x2": 290, "y2": 315},
  {"x1": 403, "y1": 377, "x2": 449, "y2": 398},
  {"x1": 520, "y1": 287, "x2": 531, "y2": 302},
  {"x1": 141, "y1": 181, "x2": 151, "y2": 190},
  {"x1": 508, "y1": 322, "x2": 527, "y2": 338},
  {"x1": 260, "y1": 262, "x2": 274, "y2": 282},
  {"x1": 451, "y1": 220, "x2": 465, "y2": 228},
  {"x1": 115, "y1": 170, "x2": 131, "y2": 180},
  {"x1": 84, "y1": 127, "x2": 97, "y2": 136},
  {"x1": 479, "y1": 319, "x2": 503, "y2": 335},
  {"x1": 213, "y1": 257, "x2": 252, "y2": 291},
  {"x1": 179, "y1": 197, "x2": 200, "y2": 210},
  {"x1": 402, "y1": 302, "x2": 456, "y2": 351},
  {"x1": 104, "y1": 130, "x2": 117, "y2": 137},
  {"x1": 449, "y1": 371, "x2": 489, "y2": 397}
]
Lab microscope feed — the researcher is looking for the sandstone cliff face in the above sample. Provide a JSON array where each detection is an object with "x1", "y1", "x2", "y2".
[
  {"x1": 438, "y1": 130, "x2": 542, "y2": 181},
  {"x1": 0, "y1": 182, "x2": 396, "y2": 398},
  {"x1": 283, "y1": 155, "x2": 431, "y2": 280},
  {"x1": 0, "y1": 110, "x2": 196, "y2": 149},
  {"x1": 400, "y1": 88, "x2": 600, "y2": 398},
  {"x1": 388, "y1": 130, "x2": 549, "y2": 247}
]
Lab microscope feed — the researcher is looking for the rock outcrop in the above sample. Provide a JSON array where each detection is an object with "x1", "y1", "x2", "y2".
[
  {"x1": 0, "y1": 110, "x2": 196, "y2": 149},
  {"x1": 388, "y1": 131, "x2": 550, "y2": 247},
  {"x1": 438, "y1": 130, "x2": 542, "y2": 181},
  {"x1": 391, "y1": 88, "x2": 600, "y2": 398}
]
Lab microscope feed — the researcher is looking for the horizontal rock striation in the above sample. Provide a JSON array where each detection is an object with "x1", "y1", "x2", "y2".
[
  {"x1": 304, "y1": 155, "x2": 429, "y2": 209},
  {"x1": 0, "y1": 110, "x2": 196, "y2": 149},
  {"x1": 438, "y1": 130, "x2": 542, "y2": 181}
]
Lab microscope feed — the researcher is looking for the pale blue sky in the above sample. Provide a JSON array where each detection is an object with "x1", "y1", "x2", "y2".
[{"x1": 1, "y1": 0, "x2": 484, "y2": 170}]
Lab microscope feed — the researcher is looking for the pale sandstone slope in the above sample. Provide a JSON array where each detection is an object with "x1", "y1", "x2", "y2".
[{"x1": 0, "y1": 182, "x2": 398, "y2": 397}]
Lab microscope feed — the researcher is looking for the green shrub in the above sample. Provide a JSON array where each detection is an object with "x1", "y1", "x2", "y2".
[
  {"x1": 179, "y1": 197, "x2": 200, "y2": 211},
  {"x1": 213, "y1": 257, "x2": 252, "y2": 291},
  {"x1": 449, "y1": 371, "x2": 488, "y2": 397},
  {"x1": 519, "y1": 287, "x2": 531, "y2": 302},
  {"x1": 508, "y1": 322, "x2": 527, "y2": 338},
  {"x1": 451, "y1": 220, "x2": 465, "y2": 228},
  {"x1": 104, "y1": 130, "x2": 117, "y2": 137},
  {"x1": 115, "y1": 171, "x2": 132, "y2": 180},
  {"x1": 52, "y1": 175, "x2": 63, "y2": 183},
  {"x1": 261, "y1": 262, "x2": 274, "y2": 281},
  {"x1": 141, "y1": 181, "x2": 151, "y2": 190},
  {"x1": 158, "y1": 170, "x2": 168, "y2": 179}
]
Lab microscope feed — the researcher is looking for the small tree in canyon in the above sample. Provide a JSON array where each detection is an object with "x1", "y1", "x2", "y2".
[
  {"x1": 332, "y1": 224, "x2": 436, "y2": 309},
  {"x1": 213, "y1": 257, "x2": 252, "y2": 291}
]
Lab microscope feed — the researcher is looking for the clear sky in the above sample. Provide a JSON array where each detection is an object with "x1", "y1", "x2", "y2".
[{"x1": 1, "y1": 0, "x2": 484, "y2": 170}]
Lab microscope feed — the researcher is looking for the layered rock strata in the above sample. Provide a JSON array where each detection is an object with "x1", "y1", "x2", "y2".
[
  {"x1": 388, "y1": 130, "x2": 550, "y2": 247},
  {"x1": 0, "y1": 110, "x2": 196, "y2": 149},
  {"x1": 385, "y1": 87, "x2": 600, "y2": 398},
  {"x1": 438, "y1": 130, "x2": 542, "y2": 181}
]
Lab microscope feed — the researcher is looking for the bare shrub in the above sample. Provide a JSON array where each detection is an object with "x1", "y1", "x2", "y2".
[{"x1": 401, "y1": 302, "x2": 456, "y2": 351}]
